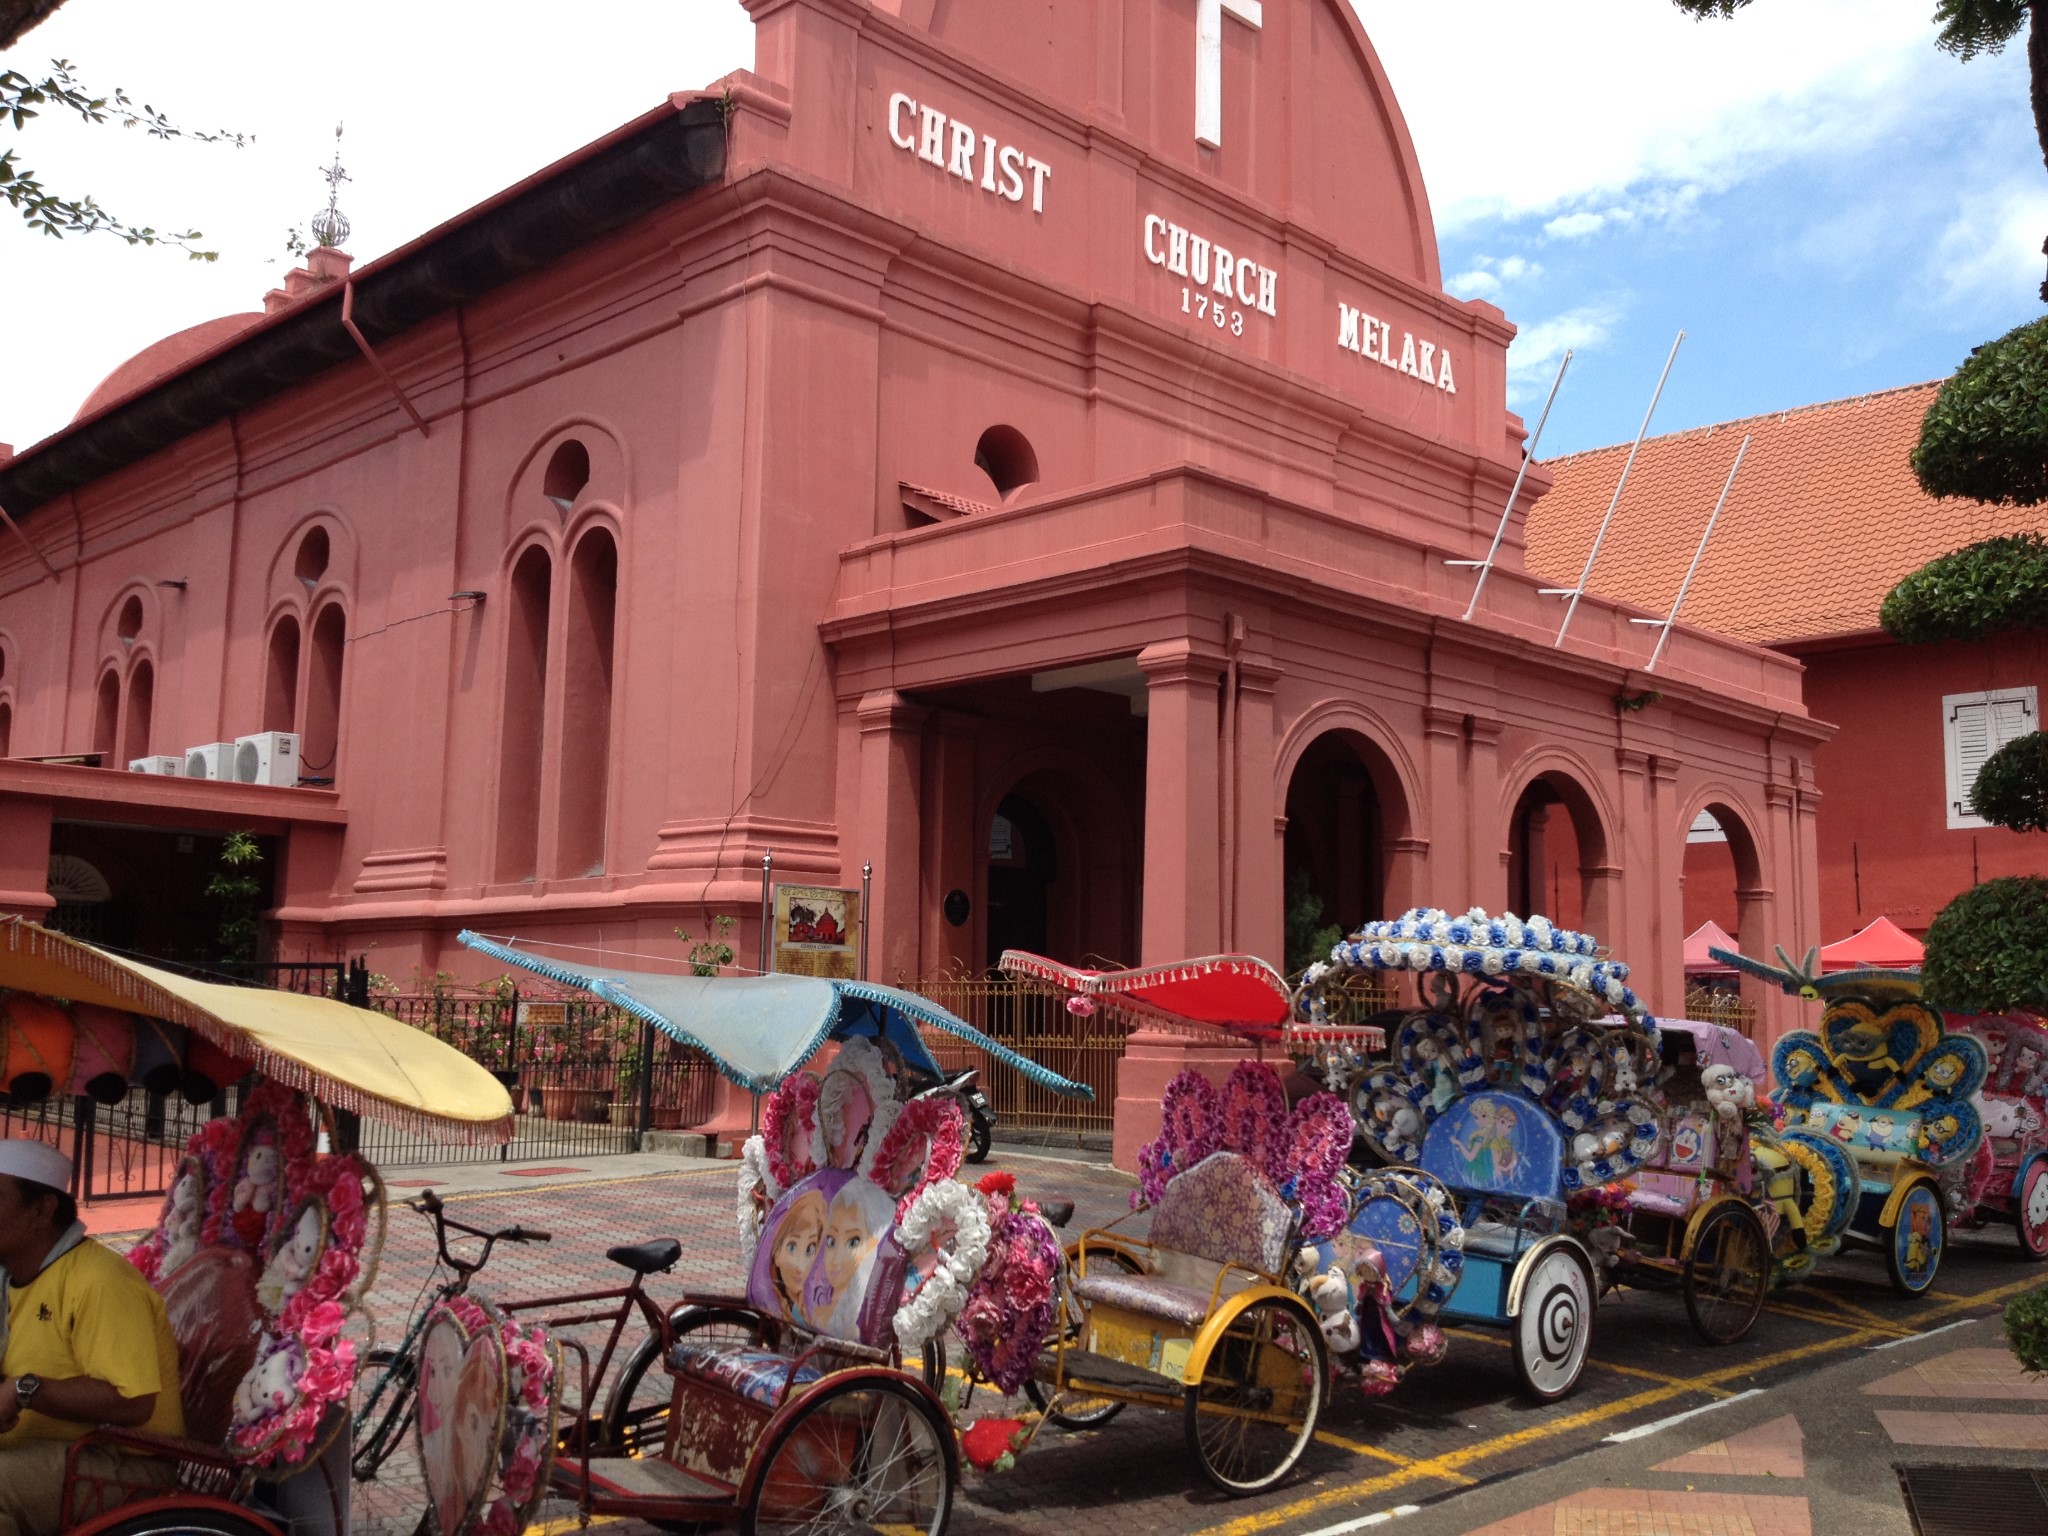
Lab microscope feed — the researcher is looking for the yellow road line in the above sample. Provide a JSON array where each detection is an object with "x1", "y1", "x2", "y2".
[
  {"x1": 528, "y1": 1515, "x2": 621, "y2": 1536},
  {"x1": 1763, "y1": 1300, "x2": 1913, "y2": 1337},
  {"x1": 1452, "y1": 1323, "x2": 1730, "y2": 1395},
  {"x1": 1310, "y1": 1429, "x2": 1477, "y2": 1484},
  {"x1": 1794, "y1": 1286, "x2": 1917, "y2": 1332}
]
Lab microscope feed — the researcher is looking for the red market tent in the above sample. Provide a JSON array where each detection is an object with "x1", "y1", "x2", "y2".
[
  {"x1": 1684, "y1": 921, "x2": 1739, "y2": 977},
  {"x1": 1820, "y1": 916, "x2": 1924, "y2": 973}
]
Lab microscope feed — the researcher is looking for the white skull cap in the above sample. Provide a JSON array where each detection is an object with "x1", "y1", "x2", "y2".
[{"x1": 0, "y1": 1137, "x2": 74, "y2": 1192}]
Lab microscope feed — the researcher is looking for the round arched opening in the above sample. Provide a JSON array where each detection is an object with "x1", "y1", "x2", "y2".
[
  {"x1": 984, "y1": 792, "x2": 1063, "y2": 970},
  {"x1": 1283, "y1": 732, "x2": 1410, "y2": 972},
  {"x1": 294, "y1": 526, "x2": 330, "y2": 588},
  {"x1": 1506, "y1": 771, "x2": 1609, "y2": 934},
  {"x1": 1682, "y1": 801, "x2": 1767, "y2": 1031},
  {"x1": 543, "y1": 440, "x2": 591, "y2": 510},
  {"x1": 974, "y1": 425, "x2": 1039, "y2": 502},
  {"x1": 115, "y1": 596, "x2": 143, "y2": 645}
]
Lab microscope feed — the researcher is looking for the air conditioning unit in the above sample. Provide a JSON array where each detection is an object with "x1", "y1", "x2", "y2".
[
  {"x1": 234, "y1": 731, "x2": 300, "y2": 787},
  {"x1": 128, "y1": 756, "x2": 183, "y2": 775},
  {"x1": 184, "y1": 743, "x2": 235, "y2": 779}
]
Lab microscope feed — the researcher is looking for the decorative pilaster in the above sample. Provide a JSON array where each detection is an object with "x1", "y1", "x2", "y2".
[
  {"x1": 854, "y1": 690, "x2": 929, "y2": 981},
  {"x1": 1136, "y1": 640, "x2": 1227, "y2": 959}
]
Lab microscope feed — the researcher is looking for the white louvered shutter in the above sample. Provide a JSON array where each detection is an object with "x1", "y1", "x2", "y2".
[{"x1": 1945, "y1": 688, "x2": 2039, "y2": 828}]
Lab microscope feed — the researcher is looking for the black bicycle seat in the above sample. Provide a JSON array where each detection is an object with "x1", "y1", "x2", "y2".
[
  {"x1": 1038, "y1": 1198, "x2": 1076, "y2": 1228},
  {"x1": 606, "y1": 1239, "x2": 682, "y2": 1274}
]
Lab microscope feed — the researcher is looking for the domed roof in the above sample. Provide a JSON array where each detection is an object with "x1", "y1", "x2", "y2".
[{"x1": 74, "y1": 312, "x2": 265, "y2": 423}]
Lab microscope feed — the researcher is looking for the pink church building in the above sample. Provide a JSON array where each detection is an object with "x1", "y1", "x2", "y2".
[{"x1": 0, "y1": 0, "x2": 1826, "y2": 1054}]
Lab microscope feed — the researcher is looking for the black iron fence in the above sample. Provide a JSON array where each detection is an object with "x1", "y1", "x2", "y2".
[{"x1": 1, "y1": 1083, "x2": 233, "y2": 1204}]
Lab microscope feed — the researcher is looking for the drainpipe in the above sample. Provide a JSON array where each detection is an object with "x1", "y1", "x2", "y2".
[{"x1": 1220, "y1": 613, "x2": 1247, "y2": 949}]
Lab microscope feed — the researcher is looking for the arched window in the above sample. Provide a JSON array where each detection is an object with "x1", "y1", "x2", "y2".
[
  {"x1": 93, "y1": 671, "x2": 121, "y2": 760},
  {"x1": 0, "y1": 699, "x2": 12, "y2": 758},
  {"x1": 496, "y1": 547, "x2": 553, "y2": 881},
  {"x1": 122, "y1": 660, "x2": 154, "y2": 764},
  {"x1": 303, "y1": 605, "x2": 346, "y2": 782},
  {"x1": 974, "y1": 425, "x2": 1039, "y2": 502},
  {"x1": 115, "y1": 596, "x2": 143, "y2": 646},
  {"x1": 264, "y1": 616, "x2": 301, "y2": 734},
  {"x1": 293, "y1": 527, "x2": 330, "y2": 589},
  {"x1": 544, "y1": 440, "x2": 591, "y2": 511},
  {"x1": 555, "y1": 528, "x2": 617, "y2": 877}
]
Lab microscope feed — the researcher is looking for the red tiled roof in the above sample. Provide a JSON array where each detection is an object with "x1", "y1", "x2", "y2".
[{"x1": 1527, "y1": 382, "x2": 2047, "y2": 646}]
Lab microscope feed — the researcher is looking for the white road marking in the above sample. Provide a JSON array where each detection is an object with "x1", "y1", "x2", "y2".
[
  {"x1": 1867, "y1": 1317, "x2": 1976, "y2": 1351},
  {"x1": 1600, "y1": 1387, "x2": 1766, "y2": 1443},
  {"x1": 1296, "y1": 1504, "x2": 1423, "y2": 1536}
]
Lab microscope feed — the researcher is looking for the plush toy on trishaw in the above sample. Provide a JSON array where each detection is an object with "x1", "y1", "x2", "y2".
[
  {"x1": 1712, "y1": 944, "x2": 1989, "y2": 1295},
  {"x1": 1303, "y1": 908, "x2": 1670, "y2": 1402},
  {"x1": 939, "y1": 951, "x2": 1377, "y2": 1496},
  {"x1": 443, "y1": 932, "x2": 1096, "y2": 1536},
  {"x1": 1938, "y1": 1008, "x2": 2048, "y2": 1258},
  {"x1": 0, "y1": 922, "x2": 516, "y2": 1536}
]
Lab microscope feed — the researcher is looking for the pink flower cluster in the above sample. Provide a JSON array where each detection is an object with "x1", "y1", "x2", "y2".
[
  {"x1": 761, "y1": 1073, "x2": 821, "y2": 1190},
  {"x1": 870, "y1": 1095, "x2": 967, "y2": 1216},
  {"x1": 1133, "y1": 1066, "x2": 1354, "y2": 1238},
  {"x1": 481, "y1": 1311, "x2": 559, "y2": 1536},
  {"x1": 1135, "y1": 1072, "x2": 1221, "y2": 1207},
  {"x1": 956, "y1": 1209, "x2": 1060, "y2": 1395}
]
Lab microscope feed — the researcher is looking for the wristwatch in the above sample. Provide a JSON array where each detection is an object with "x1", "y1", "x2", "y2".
[{"x1": 14, "y1": 1373, "x2": 41, "y2": 1407}]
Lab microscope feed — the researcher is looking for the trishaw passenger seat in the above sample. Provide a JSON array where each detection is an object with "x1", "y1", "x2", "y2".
[
  {"x1": 607, "y1": 1238, "x2": 682, "y2": 1274},
  {"x1": 1147, "y1": 1152, "x2": 1293, "y2": 1274}
]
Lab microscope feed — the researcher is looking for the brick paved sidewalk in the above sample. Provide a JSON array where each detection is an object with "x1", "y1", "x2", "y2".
[{"x1": 1404, "y1": 1323, "x2": 2048, "y2": 1536}]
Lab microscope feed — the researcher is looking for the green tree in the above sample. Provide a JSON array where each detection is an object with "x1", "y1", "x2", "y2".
[
  {"x1": 207, "y1": 830, "x2": 265, "y2": 964},
  {"x1": 0, "y1": 1, "x2": 70, "y2": 52},
  {"x1": 1922, "y1": 876, "x2": 2048, "y2": 1015},
  {"x1": 2, "y1": 58, "x2": 247, "y2": 258}
]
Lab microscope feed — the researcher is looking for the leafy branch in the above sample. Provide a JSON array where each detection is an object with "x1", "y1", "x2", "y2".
[{"x1": 0, "y1": 58, "x2": 250, "y2": 258}]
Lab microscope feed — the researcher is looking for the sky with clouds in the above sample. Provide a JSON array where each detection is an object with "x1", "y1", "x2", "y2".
[{"x1": 2, "y1": 0, "x2": 2042, "y2": 457}]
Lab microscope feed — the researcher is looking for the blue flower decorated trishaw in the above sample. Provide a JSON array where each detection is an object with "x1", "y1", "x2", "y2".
[
  {"x1": 1711, "y1": 945, "x2": 1988, "y2": 1295},
  {"x1": 1302, "y1": 907, "x2": 1666, "y2": 1402}
]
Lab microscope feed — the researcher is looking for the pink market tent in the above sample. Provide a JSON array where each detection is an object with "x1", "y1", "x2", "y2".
[
  {"x1": 1684, "y1": 921, "x2": 1739, "y2": 978},
  {"x1": 1820, "y1": 916, "x2": 1924, "y2": 973}
]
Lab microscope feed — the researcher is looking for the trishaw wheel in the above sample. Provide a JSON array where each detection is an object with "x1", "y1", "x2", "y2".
[
  {"x1": 349, "y1": 1345, "x2": 418, "y2": 1482},
  {"x1": 603, "y1": 1305, "x2": 769, "y2": 1458},
  {"x1": 1024, "y1": 1245, "x2": 1145, "y2": 1430},
  {"x1": 1885, "y1": 1181, "x2": 1946, "y2": 1296},
  {"x1": 75, "y1": 1506, "x2": 283, "y2": 1536},
  {"x1": 1182, "y1": 1297, "x2": 1326, "y2": 1496},
  {"x1": 1512, "y1": 1249, "x2": 1593, "y2": 1403},
  {"x1": 965, "y1": 1118, "x2": 992, "y2": 1164},
  {"x1": 743, "y1": 1375, "x2": 952, "y2": 1536},
  {"x1": 2017, "y1": 1160, "x2": 2048, "y2": 1260},
  {"x1": 1682, "y1": 1203, "x2": 1771, "y2": 1345}
]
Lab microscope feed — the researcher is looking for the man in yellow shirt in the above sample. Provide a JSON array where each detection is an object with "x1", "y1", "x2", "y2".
[{"x1": 0, "y1": 1138, "x2": 182, "y2": 1536}]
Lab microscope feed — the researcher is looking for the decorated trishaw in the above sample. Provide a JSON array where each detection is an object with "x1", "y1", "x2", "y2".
[
  {"x1": 987, "y1": 951, "x2": 1377, "y2": 1495},
  {"x1": 452, "y1": 931, "x2": 1096, "y2": 1536},
  {"x1": 0, "y1": 920, "x2": 516, "y2": 1536},
  {"x1": 1712, "y1": 944, "x2": 1989, "y2": 1295},
  {"x1": 1304, "y1": 908, "x2": 1674, "y2": 1401},
  {"x1": 1940, "y1": 1008, "x2": 2048, "y2": 1257}
]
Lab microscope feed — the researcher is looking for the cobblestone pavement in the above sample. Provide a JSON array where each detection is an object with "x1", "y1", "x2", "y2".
[{"x1": 97, "y1": 1151, "x2": 2041, "y2": 1536}]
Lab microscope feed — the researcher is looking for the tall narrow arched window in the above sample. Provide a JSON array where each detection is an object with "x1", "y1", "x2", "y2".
[
  {"x1": 556, "y1": 529, "x2": 617, "y2": 877},
  {"x1": 496, "y1": 547, "x2": 553, "y2": 881},
  {"x1": 264, "y1": 617, "x2": 301, "y2": 734},
  {"x1": 304, "y1": 604, "x2": 346, "y2": 783},
  {"x1": 93, "y1": 671, "x2": 121, "y2": 761},
  {"x1": 0, "y1": 699, "x2": 12, "y2": 758},
  {"x1": 122, "y1": 660, "x2": 154, "y2": 764}
]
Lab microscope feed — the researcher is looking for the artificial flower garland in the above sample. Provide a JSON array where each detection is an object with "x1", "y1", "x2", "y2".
[
  {"x1": 477, "y1": 1306, "x2": 562, "y2": 1536},
  {"x1": 954, "y1": 1173, "x2": 1061, "y2": 1395},
  {"x1": 737, "y1": 1135, "x2": 777, "y2": 1264},
  {"x1": 891, "y1": 1178, "x2": 992, "y2": 1352},
  {"x1": 760, "y1": 1072, "x2": 821, "y2": 1190},
  {"x1": 868, "y1": 1095, "x2": 967, "y2": 1217},
  {"x1": 815, "y1": 1037, "x2": 900, "y2": 1173},
  {"x1": 1133, "y1": 1066, "x2": 1353, "y2": 1238}
]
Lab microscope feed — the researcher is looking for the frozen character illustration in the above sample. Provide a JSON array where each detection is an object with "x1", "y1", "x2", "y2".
[
  {"x1": 1450, "y1": 1101, "x2": 1499, "y2": 1184},
  {"x1": 1827, "y1": 1109, "x2": 1865, "y2": 1146},
  {"x1": 256, "y1": 1199, "x2": 328, "y2": 1315},
  {"x1": 158, "y1": 1157, "x2": 208, "y2": 1279},
  {"x1": 418, "y1": 1314, "x2": 504, "y2": 1536},
  {"x1": 754, "y1": 1182, "x2": 831, "y2": 1325},
  {"x1": 1490, "y1": 1106, "x2": 1522, "y2": 1183},
  {"x1": 811, "y1": 1176, "x2": 899, "y2": 1341},
  {"x1": 231, "y1": 1125, "x2": 282, "y2": 1248}
]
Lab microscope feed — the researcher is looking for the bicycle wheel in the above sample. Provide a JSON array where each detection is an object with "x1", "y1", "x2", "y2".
[
  {"x1": 1682, "y1": 1202, "x2": 1771, "y2": 1345},
  {"x1": 350, "y1": 1345, "x2": 418, "y2": 1482},
  {"x1": 603, "y1": 1305, "x2": 771, "y2": 1457},
  {"x1": 743, "y1": 1375, "x2": 952, "y2": 1536},
  {"x1": 74, "y1": 1502, "x2": 286, "y2": 1536},
  {"x1": 1183, "y1": 1296, "x2": 1326, "y2": 1496},
  {"x1": 1024, "y1": 1245, "x2": 1144, "y2": 1429}
]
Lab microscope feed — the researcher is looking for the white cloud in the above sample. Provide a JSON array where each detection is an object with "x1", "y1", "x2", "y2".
[
  {"x1": 1543, "y1": 212, "x2": 1608, "y2": 241},
  {"x1": 1351, "y1": 0, "x2": 1969, "y2": 235},
  {"x1": 1496, "y1": 256, "x2": 1541, "y2": 284},
  {"x1": 1447, "y1": 253, "x2": 1544, "y2": 300},
  {"x1": 1450, "y1": 268, "x2": 1503, "y2": 298},
  {"x1": 1507, "y1": 302, "x2": 1627, "y2": 391},
  {"x1": 1931, "y1": 179, "x2": 2048, "y2": 307}
]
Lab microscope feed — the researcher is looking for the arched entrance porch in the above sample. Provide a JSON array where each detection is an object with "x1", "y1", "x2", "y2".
[
  {"x1": 1279, "y1": 725, "x2": 1418, "y2": 972},
  {"x1": 1504, "y1": 766, "x2": 1614, "y2": 937}
]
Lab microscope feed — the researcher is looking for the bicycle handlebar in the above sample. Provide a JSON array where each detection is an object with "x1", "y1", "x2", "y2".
[{"x1": 405, "y1": 1190, "x2": 554, "y2": 1275}]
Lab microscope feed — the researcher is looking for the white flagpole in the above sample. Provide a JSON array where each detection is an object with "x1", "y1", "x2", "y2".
[
  {"x1": 1451, "y1": 350, "x2": 1572, "y2": 622},
  {"x1": 1632, "y1": 434, "x2": 1750, "y2": 673}
]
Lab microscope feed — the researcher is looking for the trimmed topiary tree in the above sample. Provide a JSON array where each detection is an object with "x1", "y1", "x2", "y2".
[
  {"x1": 2007, "y1": 1284, "x2": 2048, "y2": 1375},
  {"x1": 1973, "y1": 730, "x2": 2048, "y2": 833},
  {"x1": 1879, "y1": 531, "x2": 2048, "y2": 644},
  {"x1": 1912, "y1": 320, "x2": 2048, "y2": 506},
  {"x1": 1923, "y1": 876, "x2": 2048, "y2": 1016}
]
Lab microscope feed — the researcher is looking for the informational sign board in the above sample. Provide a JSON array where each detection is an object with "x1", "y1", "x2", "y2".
[{"x1": 772, "y1": 884, "x2": 862, "y2": 979}]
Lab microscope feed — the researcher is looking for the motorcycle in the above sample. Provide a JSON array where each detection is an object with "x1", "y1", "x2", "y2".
[{"x1": 907, "y1": 1063, "x2": 995, "y2": 1162}]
